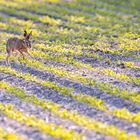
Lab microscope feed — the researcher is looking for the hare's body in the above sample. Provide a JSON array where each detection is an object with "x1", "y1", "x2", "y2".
[
  {"x1": 6, "y1": 38, "x2": 28, "y2": 53},
  {"x1": 6, "y1": 30, "x2": 32, "y2": 65}
]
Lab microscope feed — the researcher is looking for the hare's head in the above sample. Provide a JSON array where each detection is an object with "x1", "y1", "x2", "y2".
[{"x1": 23, "y1": 30, "x2": 32, "y2": 48}]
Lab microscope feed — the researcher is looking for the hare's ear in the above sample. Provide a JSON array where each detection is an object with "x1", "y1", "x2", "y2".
[
  {"x1": 24, "y1": 30, "x2": 27, "y2": 37},
  {"x1": 26, "y1": 31, "x2": 32, "y2": 39}
]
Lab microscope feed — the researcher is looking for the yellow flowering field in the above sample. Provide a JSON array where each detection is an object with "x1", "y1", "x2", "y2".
[{"x1": 0, "y1": 0, "x2": 140, "y2": 139}]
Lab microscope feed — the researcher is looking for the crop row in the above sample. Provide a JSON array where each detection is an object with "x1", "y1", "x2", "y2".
[
  {"x1": 29, "y1": 47, "x2": 140, "y2": 85},
  {"x1": 34, "y1": 43, "x2": 134, "y2": 70},
  {"x1": 34, "y1": 43, "x2": 140, "y2": 69},
  {"x1": 1, "y1": 59, "x2": 140, "y2": 125},
  {"x1": 58, "y1": 0, "x2": 140, "y2": 16},
  {"x1": 0, "y1": 0, "x2": 139, "y2": 37},
  {"x1": 0, "y1": 37, "x2": 139, "y2": 103},
  {"x1": 0, "y1": 36, "x2": 139, "y2": 73},
  {"x1": 1, "y1": 80, "x2": 140, "y2": 140},
  {"x1": 0, "y1": 98, "x2": 83, "y2": 140},
  {"x1": 0, "y1": 127, "x2": 24, "y2": 140},
  {"x1": 1, "y1": 0, "x2": 140, "y2": 40},
  {"x1": 16, "y1": 57, "x2": 140, "y2": 105},
  {"x1": 0, "y1": 4, "x2": 139, "y2": 59},
  {"x1": 0, "y1": 9, "x2": 139, "y2": 65},
  {"x1": 0, "y1": 31, "x2": 140, "y2": 88},
  {"x1": 0, "y1": 0, "x2": 140, "y2": 140},
  {"x1": 98, "y1": 0, "x2": 140, "y2": 14},
  {"x1": 6, "y1": 0, "x2": 140, "y2": 17},
  {"x1": 1, "y1": 45, "x2": 140, "y2": 105}
]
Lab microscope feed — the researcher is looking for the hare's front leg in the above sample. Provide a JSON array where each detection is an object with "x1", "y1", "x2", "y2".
[
  {"x1": 13, "y1": 50, "x2": 21, "y2": 64},
  {"x1": 20, "y1": 51, "x2": 25, "y2": 60},
  {"x1": 23, "y1": 49, "x2": 33, "y2": 59},
  {"x1": 26, "y1": 51, "x2": 33, "y2": 59}
]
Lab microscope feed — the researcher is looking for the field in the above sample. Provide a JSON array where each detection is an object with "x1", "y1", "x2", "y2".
[{"x1": 0, "y1": 0, "x2": 140, "y2": 139}]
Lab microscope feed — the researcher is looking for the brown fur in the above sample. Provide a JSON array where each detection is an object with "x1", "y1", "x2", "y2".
[{"x1": 6, "y1": 30, "x2": 32, "y2": 65}]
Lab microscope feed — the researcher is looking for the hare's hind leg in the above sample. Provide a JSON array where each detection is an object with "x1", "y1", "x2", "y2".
[
  {"x1": 13, "y1": 50, "x2": 21, "y2": 64},
  {"x1": 6, "y1": 44, "x2": 11, "y2": 66},
  {"x1": 6, "y1": 52, "x2": 11, "y2": 66}
]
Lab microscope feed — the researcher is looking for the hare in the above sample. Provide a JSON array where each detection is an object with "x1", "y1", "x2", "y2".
[{"x1": 6, "y1": 30, "x2": 32, "y2": 65}]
